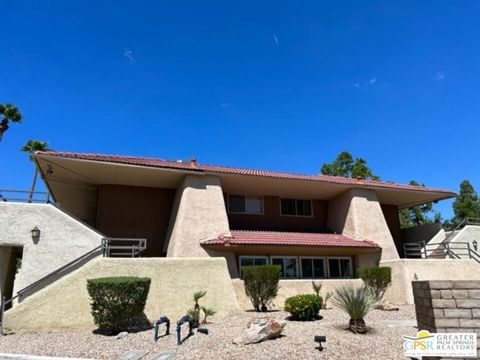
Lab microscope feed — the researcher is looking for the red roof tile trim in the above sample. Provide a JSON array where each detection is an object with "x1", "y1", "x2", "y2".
[
  {"x1": 202, "y1": 230, "x2": 379, "y2": 248},
  {"x1": 34, "y1": 150, "x2": 455, "y2": 195}
]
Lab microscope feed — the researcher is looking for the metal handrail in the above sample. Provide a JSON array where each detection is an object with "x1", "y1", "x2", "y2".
[
  {"x1": 101, "y1": 238, "x2": 147, "y2": 258},
  {"x1": 0, "y1": 189, "x2": 52, "y2": 204},
  {"x1": 0, "y1": 244, "x2": 103, "y2": 336},
  {"x1": 403, "y1": 241, "x2": 480, "y2": 264},
  {"x1": 0, "y1": 237, "x2": 147, "y2": 335}
]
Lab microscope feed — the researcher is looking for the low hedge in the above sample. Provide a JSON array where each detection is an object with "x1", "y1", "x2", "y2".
[
  {"x1": 87, "y1": 276, "x2": 151, "y2": 334},
  {"x1": 284, "y1": 294, "x2": 323, "y2": 321}
]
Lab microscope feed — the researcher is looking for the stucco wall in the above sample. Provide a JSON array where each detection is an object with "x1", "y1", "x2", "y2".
[
  {"x1": 381, "y1": 259, "x2": 480, "y2": 305},
  {"x1": 4, "y1": 257, "x2": 240, "y2": 331},
  {"x1": 232, "y1": 278, "x2": 363, "y2": 310},
  {"x1": 165, "y1": 175, "x2": 231, "y2": 257},
  {"x1": 96, "y1": 185, "x2": 175, "y2": 257},
  {"x1": 403, "y1": 222, "x2": 444, "y2": 245},
  {"x1": 0, "y1": 203, "x2": 103, "y2": 296},
  {"x1": 450, "y1": 225, "x2": 480, "y2": 256},
  {"x1": 327, "y1": 188, "x2": 399, "y2": 261},
  {"x1": 163, "y1": 175, "x2": 238, "y2": 276}
]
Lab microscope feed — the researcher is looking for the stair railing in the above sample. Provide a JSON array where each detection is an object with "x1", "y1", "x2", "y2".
[{"x1": 0, "y1": 237, "x2": 147, "y2": 336}]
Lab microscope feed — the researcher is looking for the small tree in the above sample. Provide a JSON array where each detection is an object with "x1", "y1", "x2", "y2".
[
  {"x1": 357, "y1": 267, "x2": 392, "y2": 302},
  {"x1": 331, "y1": 285, "x2": 375, "y2": 334},
  {"x1": 242, "y1": 265, "x2": 280, "y2": 311}
]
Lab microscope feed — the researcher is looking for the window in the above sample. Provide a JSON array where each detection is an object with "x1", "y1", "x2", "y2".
[
  {"x1": 271, "y1": 257, "x2": 298, "y2": 278},
  {"x1": 300, "y1": 258, "x2": 326, "y2": 278},
  {"x1": 280, "y1": 199, "x2": 312, "y2": 216},
  {"x1": 327, "y1": 258, "x2": 352, "y2": 278},
  {"x1": 228, "y1": 195, "x2": 263, "y2": 214},
  {"x1": 239, "y1": 256, "x2": 268, "y2": 277}
]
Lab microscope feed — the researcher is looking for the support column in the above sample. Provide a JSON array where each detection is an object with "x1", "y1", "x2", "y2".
[
  {"x1": 328, "y1": 188, "x2": 400, "y2": 261},
  {"x1": 164, "y1": 175, "x2": 231, "y2": 257}
]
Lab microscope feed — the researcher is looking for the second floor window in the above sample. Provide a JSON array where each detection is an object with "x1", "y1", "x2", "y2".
[
  {"x1": 281, "y1": 198, "x2": 312, "y2": 216},
  {"x1": 228, "y1": 195, "x2": 263, "y2": 214}
]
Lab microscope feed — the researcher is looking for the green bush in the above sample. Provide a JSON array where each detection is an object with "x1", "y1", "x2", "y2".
[
  {"x1": 87, "y1": 276, "x2": 151, "y2": 334},
  {"x1": 284, "y1": 294, "x2": 322, "y2": 321},
  {"x1": 242, "y1": 265, "x2": 281, "y2": 311},
  {"x1": 357, "y1": 267, "x2": 392, "y2": 301}
]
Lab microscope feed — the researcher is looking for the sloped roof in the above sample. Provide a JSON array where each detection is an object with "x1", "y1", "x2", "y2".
[
  {"x1": 34, "y1": 150, "x2": 455, "y2": 195},
  {"x1": 202, "y1": 230, "x2": 379, "y2": 248}
]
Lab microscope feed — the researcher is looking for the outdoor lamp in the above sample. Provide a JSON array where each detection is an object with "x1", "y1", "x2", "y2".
[
  {"x1": 31, "y1": 226, "x2": 41, "y2": 243},
  {"x1": 314, "y1": 335, "x2": 326, "y2": 351},
  {"x1": 473, "y1": 240, "x2": 478, "y2": 252}
]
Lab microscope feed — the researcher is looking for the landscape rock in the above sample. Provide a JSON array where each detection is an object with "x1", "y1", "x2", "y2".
[
  {"x1": 233, "y1": 317, "x2": 286, "y2": 345},
  {"x1": 116, "y1": 331, "x2": 129, "y2": 340},
  {"x1": 375, "y1": 301, "x2": 399, "y2": 311}
]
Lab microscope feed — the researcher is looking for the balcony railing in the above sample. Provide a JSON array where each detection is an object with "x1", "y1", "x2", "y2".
[{"x1": 0, "y1": 189, "x2": 52, "y2": 203}]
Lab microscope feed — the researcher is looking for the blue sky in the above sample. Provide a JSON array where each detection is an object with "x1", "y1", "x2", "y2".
[{"x1": 1, "y1": 1, "x2": 480, "y2": 219}]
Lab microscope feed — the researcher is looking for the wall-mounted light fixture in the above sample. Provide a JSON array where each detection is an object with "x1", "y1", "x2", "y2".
[
  {"x1": 31, "y1": 226, "x2": 41, "y2": 243},
  {"x1": 473, "y1": 240, "x2": 478, "y2": 252}
]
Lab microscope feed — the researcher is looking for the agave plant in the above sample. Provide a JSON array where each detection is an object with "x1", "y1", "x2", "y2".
[{"x1": 331, "y1": 285, "x2": 375, "y2": 334}]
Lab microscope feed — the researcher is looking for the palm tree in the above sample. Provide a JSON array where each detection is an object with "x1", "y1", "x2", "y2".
[
  {"x1": 331, "y1": 285, "x2": 376, "y2": 334},
  {"x1": 0, "y1": 103, "x2": 23, "y2": 141},
  {"x1": 21, "y1": 140, "x2": 51, "y2": 202}
]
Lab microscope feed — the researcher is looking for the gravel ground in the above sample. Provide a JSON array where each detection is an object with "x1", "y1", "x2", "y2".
[{"x1": 0, "y1": 306, "x2": 417, "y2": 360}]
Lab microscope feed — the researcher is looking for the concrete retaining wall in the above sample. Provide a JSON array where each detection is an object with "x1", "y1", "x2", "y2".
[
  {"x1": 381, "y1": 259, "x2": 480, "y2": 305},
  {"x1": 0, "y1": 203, "x2": 103, "y2": 298},
  {"x1": 4, "y1": 257, "x2": 240, "y2": 331}
]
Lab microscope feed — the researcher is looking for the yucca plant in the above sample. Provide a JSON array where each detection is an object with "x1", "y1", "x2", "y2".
[{"x1": 331, "y1": 285, "x2": 375, "y2": 334}]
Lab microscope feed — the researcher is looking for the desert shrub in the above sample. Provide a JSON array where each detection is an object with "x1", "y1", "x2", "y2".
[
  {"x1": 284, "y1": 294, "x2": 322, "y2": 321},
  {"x1": 357, "y1": 267, "x2": 392, "y2": 301},
  {"x1": 242, "y1": 265, "x2": 281, "y2": 311},
  {"x1": 87, "y1": 276, "x2": 151, "y2": 334},
  {"x1": 187, "y1": 290, "x2": 216, "y2": 328},
  {"x1": 331, "y1": 285, "x2": 375, "y2": 334},
  {"x1": 312, "y1": 281, "x2": 332, "y2": 309}
]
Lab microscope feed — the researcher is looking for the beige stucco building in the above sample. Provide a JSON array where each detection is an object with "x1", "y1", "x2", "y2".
[{"x1": 2, "y1": 150, "x2": 478, "y2": 330}]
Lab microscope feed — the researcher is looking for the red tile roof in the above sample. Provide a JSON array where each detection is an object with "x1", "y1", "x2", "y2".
[
  {"x1": 202, "y1": 230, "x2": 379, "y2": 248},
  {"x1": 34, "y1": 150, "x2": 455, "y2": 195}
]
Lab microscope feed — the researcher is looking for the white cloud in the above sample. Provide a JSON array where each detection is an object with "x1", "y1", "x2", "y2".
[
  {"x1": 272, "y1": 34, "x2": 279, "y2": 46},
  {"x1": 435, "y1": 72, "x2": 445, "y2": 80},
  {"x1": 123, "y1": 48, "x2": 134, "y2": 61},
  {"x1": 368, "y1": 78, "x2": 376, "y2": 84}
]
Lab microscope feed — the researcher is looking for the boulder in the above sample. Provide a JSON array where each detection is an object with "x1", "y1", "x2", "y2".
[
  {"x1": 233, "y1": 317, "x2": 286, "y2": 345},
  {"x1": 116, "y1": 331, "x2": 129, "y2": 339},
  {"x1": 375, "y1": 301, "x2": 399, "y2": 311}
]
